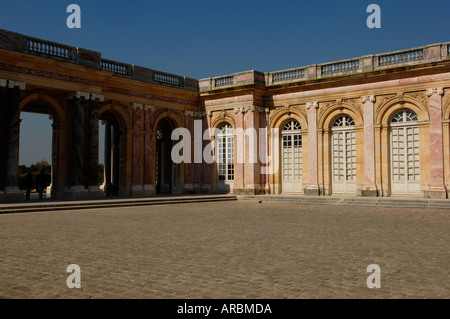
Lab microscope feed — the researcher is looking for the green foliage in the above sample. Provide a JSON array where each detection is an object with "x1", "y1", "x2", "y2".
[{"x1": 18, "y1": 160, "x2": 51, "y2": 190}]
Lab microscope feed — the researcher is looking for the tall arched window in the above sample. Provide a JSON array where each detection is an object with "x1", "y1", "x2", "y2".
[
  {"x1": 390, "y1": 110, "x2": 420, "y2": 194},
  {"x1": 331, "y1": 115, "x2": 356, "y2": 194},
  {"x1": 281, "y1": 120, "x2": 303, "y2": 193},
  {"x1": 217, "y1": 124, "x2": 234, "y2": 193}
]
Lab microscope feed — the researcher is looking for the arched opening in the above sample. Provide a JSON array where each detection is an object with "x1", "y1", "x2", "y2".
[
  {"x1": 99, "y1": 111, "x2": 123, "y2": 197},
  {"x1": 281, "y1": 120, "x2": 303, "y2": 194},
  {"x1": 390, "y1": 110, "x2": 420, "y2": 195},
  {"x1": 216, "y1": 123, "x2": 234, "y2": 193},
  {"x1": 156, "y1": 117, "x2": 178, "y2": 194},
  {"x1": 331, "y1": 115, "x2": 356, "y2": 194},
  {"x1": 19, "y1": 107, "x2": 53, "y2": 200}
]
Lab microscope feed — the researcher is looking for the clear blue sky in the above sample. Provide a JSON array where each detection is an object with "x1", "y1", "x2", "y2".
[{"x1": 1, "y1": 0, "x2": 449, "y2": 165}]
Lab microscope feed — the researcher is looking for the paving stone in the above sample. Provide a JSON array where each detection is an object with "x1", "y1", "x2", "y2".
[{"x1": 0, "y1": 201, "x2": 449, "y2": 299}]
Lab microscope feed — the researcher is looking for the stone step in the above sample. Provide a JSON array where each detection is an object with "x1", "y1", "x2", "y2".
[{"x1": 0, "y1": 195, "x2": 237, "y2": 214}]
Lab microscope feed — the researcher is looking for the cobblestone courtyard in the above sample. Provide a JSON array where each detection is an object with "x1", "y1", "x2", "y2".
[{"x1": 0, "y1": 201, "x2": 449, "y2": 299}]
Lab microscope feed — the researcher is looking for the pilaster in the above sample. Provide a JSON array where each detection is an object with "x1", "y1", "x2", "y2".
[
  {"x1": 424, "y1": 88, "x2": 447, "y2": 198},
  {"x1": 361, "y1": 95, "x2": 378, "y2": 197},
  {"x1": 305, "y1": 102, "x2": 320, "y2": 196}
]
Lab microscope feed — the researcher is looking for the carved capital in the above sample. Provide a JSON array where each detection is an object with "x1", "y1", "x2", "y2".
[
  {"x1": 427, "y1": 88, "x2": 444, "y2": 97},
  {"x1": 184, "y1": 110, "x2": 194, "y2": 117},
  {"x1": 7, "y1": 80, "x2": 26, "y2": 90},
  {"x1": 361, "y1": 95, "x2": 376, "y2": 104},
  {"x1": 306, "y1": 102, "x2": 318, "y2": 110},
  {"x1": 234, "y1": 107, "x2": 244, "y2": 114},
  {"x1": 91, "y1": 93, "x2": 105, "y2": 102},
  {"x1": 144, "y1": 104, "x2": 155, "y2": 112},
  {"x1": 0, "y1": 79, "x2": 7, "y2": 87},
  {"x1": 74, "y1": 91, "x2": 90, "y2": 100},
  {"x1": 132, "y1": 103, "x2": 144, "y2": 110}
]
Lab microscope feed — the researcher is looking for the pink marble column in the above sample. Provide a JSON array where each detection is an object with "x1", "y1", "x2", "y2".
[
  {"x1": 184, "y1": 111, "x2": 194, "y2": 193},
  {"x1": 132, "y1": 103, "x2": 144, "y2": 194},
  {"x1": 361, "y1": 96, "x2": 378, "y2": 196},
  {"x1": 202, "y1": 114, "x2": 213, "y2": 192},
  {"x1": 144, "y1": 105, "x2": 155, "y2": 194},
  {"x1": 305, "y1": 102, "x2": 320, "y2": 195},
  {"x1": 234, "y1": 108, "x2": 245, "y2": 191},
  {"x1": 426, "y1": 88, "x2": 447, "y2": 198},
  {"x1": 243, "y1": 106, "x2": 261, "y2": 194}
]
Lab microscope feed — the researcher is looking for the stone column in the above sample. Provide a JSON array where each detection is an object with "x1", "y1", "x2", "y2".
[
  {"x1": 131, "y1": 103, "x2": 145, "y2": 196},
  {"x1": 4, "y1": 82, "x2": 25, "y2": 201},
  {"x1": 0, "y1": 83, "x2": 8, "y2": 193},
  {"x1": 86, "y1": 95, "x2": 104, "y2": 198},
  {"x1": 425, "y1": 88, "x2": 447, "y2": 198},
  {"x1": 202, "y1": 113, "x2": 213, "y2": 193},
  {"x1": 305, "y1": 102, "x2": 320, "y2": 195},
  {"x1": 103, "y1": 123, "x2": 112, "y2": 194},
  {"x1": 184, "y1": 111, "x2": 195, "y2": 194},
  {"x1": 144, "y1": 105, "x2": 155, "y2": 195},
  {"x1": 243, "y1": 106, "x2": 262, "y2": 195},
  {"x1": 66, "y1": 91, "x2": 89, "y2": 199},
  {"x1": 361, "y1": 95, "x2": 378, "y2": 197},
  {"x1": 233, "y1": 108, "x2": 245, "y2": 193}
]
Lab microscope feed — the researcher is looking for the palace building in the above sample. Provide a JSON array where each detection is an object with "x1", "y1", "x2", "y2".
[{"x1": 1, "y1": 29, "x2": 449, "y2": 202}]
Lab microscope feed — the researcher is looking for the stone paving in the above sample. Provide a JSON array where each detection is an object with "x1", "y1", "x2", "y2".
[{"x1": 0, "y1": 200, "x2": 449, "y2": 299}]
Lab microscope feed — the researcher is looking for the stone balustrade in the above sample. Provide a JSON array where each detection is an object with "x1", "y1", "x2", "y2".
[
  {"x1": 0, "y1": 29, "x2": 198, "y2": 91},
  {"x1": 320, "y1": 58, "x2": 360, "y2": 76},
  {"x1": 377, "y1": 48, "x2": 424, "y2": 66},
  {"x1": 1, "y1": 28, "x2": 448, "y2": 92},
  {"x1": 101, "y1": 58, "x2": 133, "y2": 76}
]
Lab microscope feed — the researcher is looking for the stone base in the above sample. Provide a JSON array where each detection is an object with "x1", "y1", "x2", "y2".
[
  {"x1": 65, "y1": 187, "x2": 105, "y2": 200},
  {"x1": 361, "y1": 189, "x2": 378, "y2": 197},
  {"x1": 199, "y1": 186, "x2": 212, "y2": 194},
  {"x1": 424, "y1": 188, "x2": 448, "y2": 199},
  {"x1": 0, "y1": 190, "x2": 24, "y2": 202},
  {"x1": 304, "y1": 186, "x2": 320, "y2": 196},
  {"x1": 233, "y1": 188, "x2": 264, "y2": 195},
  {"x1": 184, "y1": 184, "x2": 195, "y2": 194}
]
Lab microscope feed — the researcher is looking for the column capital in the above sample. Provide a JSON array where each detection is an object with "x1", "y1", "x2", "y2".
[
  {"x1": 7, "y1": 80, "x2": 26, "y2": 90},
  {"x1": 91, "y1": 93, "x2": 105, "y2": 102},
  {"x1": 426, "y1": 88, "x2": 444, "y2": 97},
  {"x1": 361, "y1": 95, "x2": 376, "y2": 104},
  {"x1": 72, "y1": 91, "x2": 90, "y2": 100},
  {"x1": 234, "y1": 107, "x2": 245, "y2": 114},
  {"x1": 184, "y1": 110, "x2": 206, "y2": 118},
  {"x1": 306, "y1": 102, "x2": 319, "y2": 110},
  {"x1": 0, "y1": 79, "x2": 7, "y2": 87},
  {"x1": 144, "y1": 104, "x2": 155, "y2": 112},
  {"x1": 132, "y1": 103, "x2": 144, "y2": 110}
]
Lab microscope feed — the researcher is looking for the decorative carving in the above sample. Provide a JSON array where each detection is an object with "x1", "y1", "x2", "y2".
[
  {"x1": 306, "y1": 101, "x2": 319, "y2": 110},
  {"x1": 360, "y1": 96, "x2": 376, "y2": 104},
  {"x1": 426, "y1": 88, "x2": 444, "y2": 97},
  {"x1": 375, "y1": 94, "x2": 397, "y2": 114},
  {"x1": 343, "y1": 98, "x2": 363, "y2": 114},
  {"x1": 405, "y1": 91, "x2": 429, "y2": 107},
  {"x1": 211, "y1": 109, "x2": 235, "y2": 127}
]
